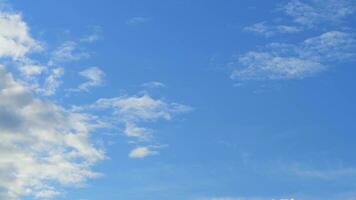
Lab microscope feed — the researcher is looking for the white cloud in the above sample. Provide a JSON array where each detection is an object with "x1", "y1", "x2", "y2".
[
  {"x1": 37, "y1": 67, "x2": 64, "y2": 96},
  {"x1": 19, "y1": 64, "x2": 46, "y2": 77},
  {"x1": 124, "y1": 121, "x2": 151, "y2": 140},
  {"x1": 232, "y1": 31, "x2": 356, "y2": 80},
  {"x1": 95, "y1": 94, "x2": 191, "y2": 122},
  {"x1": 49, "y1": 41, "x2": 89, "y2": 66},
  {"x1": 283, "y1": 0, "x2": 356, "y2": 28},
  {"x1": 244, "y1": 22, "x2": 301, "y2": 37},
  {"x1": 92, "y1": 94, "x2": 191, "y2": 156},
  {"x1": 129, "y1": 146, "x2": 158, "y2": 159},
  {"x1": 0, "y1": 3, "x2": 191, "y2": 199},
  {"x1": 0, "y1": 11, "x2": 41, "y2": 59},
  {"x1": 0, "y1": 66, "x2": 105, "y2": 199},
  {"x1": 67, "y1": 67, "x2": 105, "y2": 93},
  {"x1": 238, "y1": 0, "x2": 356, "y2": 81},
  {"x1": 142, "y1": 81, "x2": 166, "y2": 89}
]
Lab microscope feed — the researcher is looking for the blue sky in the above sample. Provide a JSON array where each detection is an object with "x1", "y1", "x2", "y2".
[{"x1": 0, "y1": 0, "x2": 356, "y2": 200}]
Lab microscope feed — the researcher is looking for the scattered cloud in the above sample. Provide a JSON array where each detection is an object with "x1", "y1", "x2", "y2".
[
  {"x1": 0, "y1": 4, "x2": 190, "y2": 199},
  {"x1": 19, "y1": 64, "x2": 46, "y2": 77},
  {"x1": 49, "y1": 41, "x2": 90, "y2": 66},
  {"x1": 282, "y1": 0, "x2": 356, "y2": 28},
  {"x1": 236, "y1": 0, "x2": 356, "y2": 81},
  {"x1": 142, "y1": 81, "x2": 166, "y2": 89},
  {"x1": 38, "y1": 67, "x2": 64, "y2": 96},
  {"x1": 129, "y1": 146, "x2": 158, "y2": 159},
  {"x1": 126, "y1": 17, "x2": 150, "y2": 26},
  {"x1": 290, "y1": 165, "x2": 356, "y2": 180},
  {"x1": 244, "y1": 22, "x2": 301, "y2": 37},
  {"x1": 80, "y1": 26, "x2": 102, "y2": 43},
  {"x1": 91, "y1": 94, "x2": 191, "y2": 156},
  {"x1": 232, "y1": 31, "x2": 356, "y2": 80},
  {"x1": 68, "y1": 67, "x2": 105, "y2": 93}
]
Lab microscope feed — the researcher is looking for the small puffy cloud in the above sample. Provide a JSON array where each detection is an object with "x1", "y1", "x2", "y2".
[
  {"x1": 129, "y1": 146, "x2": 158, "y2": 159},
  {"x1": 0, "y1": 11, "x2": 41, "y2": 59}
]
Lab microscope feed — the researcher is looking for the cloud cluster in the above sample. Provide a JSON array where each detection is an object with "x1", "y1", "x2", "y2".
[
  {"x1": 92, "y1": 94, "x2": 191, "y2": 158},
  {"x1": 232, "y1": 31, "x2": 355, "y2": 80},
  {"x1": 0, "y1": 5, "x2": 191, "y2": 199},
  {"x1": 236, "y1": 0, "x2": 356, "y2": 81},
  {"x1": 0, "y1": 66, "x2": 104, "y2": 199}
]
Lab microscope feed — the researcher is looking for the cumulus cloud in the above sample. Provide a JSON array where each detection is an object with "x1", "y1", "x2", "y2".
[
  {"x1": 0, "y1": 66, "x2": 105, "y2": 199},
  {"x1": 0, "y1": 11, "x2": 41, "y2": 59}
]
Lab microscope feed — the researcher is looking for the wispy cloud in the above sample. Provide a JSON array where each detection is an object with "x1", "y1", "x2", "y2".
[
  {"x1": 289, "y1": 165, "x2": 356, "y2": 180},
  {"x1": 49, "y1": 41, "x2": 90, "y2": 66},
  {"x1": 142, "y1": 81, "x2": 166, "y2": 89},
  {"x1": 69, "y1": 67, "x2": 105, "y2": 93},
  {"x1": 244, "y1": 22, "x2": 301, "y2": 37},
  {"x1": 80, "y1": 26, "x2": 103, "y2": 43},
  {"x1": 126, "y1": 17, "x2": 150, "y2": 26},
  {"x1": 129, "y1": 146, "x2": 158, "y2": 159},
  {"x1": 282, "y1": 0, "x2": 356, "y2": 28},
  {"x1": 236, "y1": 0, "x2": 356, "y2": 81},
  {"x1": 92, "y1": 94, "x2": 192, "y2": 151}
]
